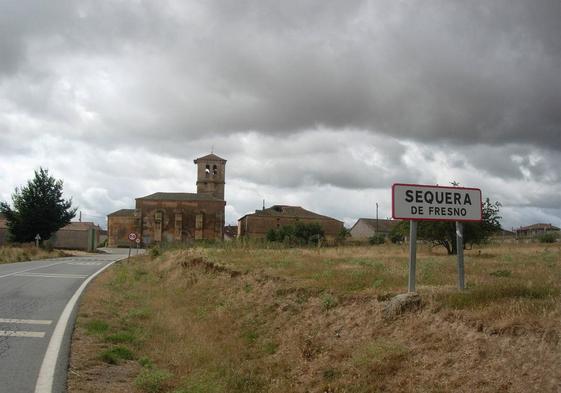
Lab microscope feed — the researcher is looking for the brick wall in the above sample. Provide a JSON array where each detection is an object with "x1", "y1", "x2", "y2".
[{"x1": 238, "y1": 215, "x2": 343, "y2": 241}]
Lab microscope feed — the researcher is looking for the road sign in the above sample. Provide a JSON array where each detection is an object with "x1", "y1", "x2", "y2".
[
  {"x1": 128, "y1": 233, "x2": 137, "y2": 241},
  {"x1": 135, "y1": 238, "x2": 141, "y2": 244},
  {"x1": 392, "y1": 183, "x2": 482, "y2": 222}
]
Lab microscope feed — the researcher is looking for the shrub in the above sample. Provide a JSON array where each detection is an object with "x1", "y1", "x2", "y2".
[
  {"x1": 539, "y1": 232, "x2": 558, "y2": 243},
  {"x1": 368, "y1": 234, "x2": 385, "y2": 245},
  {"x1": 149, "y1": 246, "x2": 161, "y2": 258}
]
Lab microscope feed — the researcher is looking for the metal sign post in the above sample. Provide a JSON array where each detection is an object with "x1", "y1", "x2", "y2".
[
  {"x1": 408, "y1": 221, "x2": 418, "y2": 292},
  {"x1": 128, "y1": 233, "x2": 137, "y2": 261},
  {"x1": 35, "y1": 234, "x2": 41, "y2": 248},
  {"x1": 392, "y1": 183, "x2": 482, "y2": 293},
  {"x1": 456, "y1": 222, "x2": 465, "y2": 290}
]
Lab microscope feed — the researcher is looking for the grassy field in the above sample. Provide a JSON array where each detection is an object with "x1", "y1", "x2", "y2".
[
  {"x1": 0, "y1": 245, "x2": 68, "y2": 263},
  {"x1": 68, "y1": 242, "x2": 561, "y2": 393}
]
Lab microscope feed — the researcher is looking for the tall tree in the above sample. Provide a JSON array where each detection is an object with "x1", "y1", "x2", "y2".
[
  {"x1": 0, "y1": 168, "x2": 77, "y2": 243},
  {"x1": 391, "y1": 199, "x2": 502, "y2": 255}
]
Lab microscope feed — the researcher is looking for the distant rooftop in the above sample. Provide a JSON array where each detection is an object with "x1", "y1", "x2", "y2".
[
  {"x1": 351, "y1": 218, "x2": 399, "y2": 233},
  {"x1": 136, "y1": 192, "x2": 222, "y2": 202},
  {"x1": 60, "y1": 222, "x2": 100, "y2": 231},
  {"x1": 240, "y1": 205, "x2": 342, "y2": 222},
  {"x1": 107, "y1": 209, "x2": 136, "y2": 217},
  {"x1": 517, "y1": 223, "x2": 560, "y2": 231}
]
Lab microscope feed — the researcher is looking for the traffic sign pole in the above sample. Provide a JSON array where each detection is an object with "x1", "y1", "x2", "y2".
[
  {"x1": 408, "y1": 220, "x2": 417, "y2": 292},
  {"x1": 456, "y1": 222, "x2": 465, "y2": 290}
]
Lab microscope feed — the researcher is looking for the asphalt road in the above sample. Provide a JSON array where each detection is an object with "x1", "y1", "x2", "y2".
[{"x1": 0, "y1": 250, "x2": 131, "y2": 393}]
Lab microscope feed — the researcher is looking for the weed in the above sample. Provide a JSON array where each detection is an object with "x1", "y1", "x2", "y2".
[
  {"x1": 105, "y1": 330, "x2": 136, "y2": 343},
  {"x1": 263, "y1": 340, "x2": 278, "y2": 354},
  {"x1": 322, "y1": 368, "x2": 340, "y2": 381},
  {"x1": 352, "y1": 338, "x2": 408, "y2": 376},
  {"x1": 149, "y1": 246, "x2": 161, "y2": 259},
  {"x1": 127, "y1": 306, "x2": 151, "y2": 320},
  {"x1": 100, "y1": 346, "x2": 134, "y2": 364},
  {"x1": 134, "y1": 368, "x2": 172, "y2": 393},
  {"x1": 84, "y1": 320, "x2": 109, "y2": 335},
  {"x1": 490, "y1": 270, "x2": 512, "y2": 278},
  {"x1": 138, "y1": 356, "x2": 154, "y2": 368},
  {"x1": 321, "y1": 293, "x2": 338, "y2": 310},
  {"x1": 179, "y1": 371, "x2": 225, "y2": 393}
]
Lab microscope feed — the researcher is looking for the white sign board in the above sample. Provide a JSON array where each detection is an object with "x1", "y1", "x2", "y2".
[
  {"x1": 128, "y1": 232, "x2": 137, "y2": 241},
  {"x1": 392, "y1": 183, "x2": 482, "y2": 222}
]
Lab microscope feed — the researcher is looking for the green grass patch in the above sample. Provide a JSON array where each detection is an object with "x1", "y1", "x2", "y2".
[
  {"x1": 84, "y1": 319, "x2": 109, "y2": 335},
  {"x1": 100, "y1": 345, "x2": 134, "y2": 364},
  {"x1": 105, "y1": 330, "x2": 136, "y2": 344},
  {"x1": 135, "y1": 368, "x2": 172, "y2": 393}
]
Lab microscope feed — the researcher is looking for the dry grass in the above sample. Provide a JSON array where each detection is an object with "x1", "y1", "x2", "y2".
[
  {"x1": 68, "y1": 242, "x2": 561, "y2": 393},
  {"x1": 0, "y1": 244, "x2": 68, "y2": 264}
]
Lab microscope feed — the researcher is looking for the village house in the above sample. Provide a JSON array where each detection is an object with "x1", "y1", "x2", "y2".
[
  {"x1": 238, "y1": 205, "x2": 344, "y2": 241},
  {"x1": 515, "y1": 223, "x2": 560, "y2": 238},
  {"x1": 0, "y1": 213, "x2": 100, "y2": 251},
  {"x1": 107, "y1": 153, "x2": 227, "y2": 247},
  {"x1": 349, "y1": 218, "x2": 399, "y2": 241}
]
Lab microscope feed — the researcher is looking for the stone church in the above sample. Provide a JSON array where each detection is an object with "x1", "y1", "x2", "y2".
[{"x1": 107, "y1": 153, "x2": 226, "y2": 247}]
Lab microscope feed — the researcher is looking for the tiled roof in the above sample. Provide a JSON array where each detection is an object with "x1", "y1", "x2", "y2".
[
  {"x1": 107, "y1": 209, "x2": 136, "y2": 217},
  {"x1": 517, "y1": 223, "x2": 560, "y2": 231},
  {"x1": 194, "y1": 153, "x2": 227, "y2": 163},
  {"x1": 136, "y1": 192, "x2": 222, "y2": 201},
  {"x1": 241, "y1": 205, "x2": 342, "y2": 222},
  {"x1": 59, "y1": 222, "x2": 100, "y2": 231},
  {"x1": 352, "y1": 218, "x2": 399, "y2": 233}
]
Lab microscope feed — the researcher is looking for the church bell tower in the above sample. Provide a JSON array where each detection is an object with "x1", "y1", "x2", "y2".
[{"x1": 194, "y1": 153, "x2": 226, "y2": 200}]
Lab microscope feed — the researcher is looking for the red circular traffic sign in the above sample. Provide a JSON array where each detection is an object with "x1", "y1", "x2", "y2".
[
  {"x1": 135, "y1": 238, "x2": 141, "y2": 244},
  {"x1": 128, "y1": 233, "x2": 137, "y2": 241}
]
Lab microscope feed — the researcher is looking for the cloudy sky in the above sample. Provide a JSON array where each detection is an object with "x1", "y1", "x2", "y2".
[{"x1": 1, "y1": 0, "x2": 560, "y2": 230}]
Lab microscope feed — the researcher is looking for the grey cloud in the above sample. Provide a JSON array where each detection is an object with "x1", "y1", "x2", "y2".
[{"x1": 2, "y1": 0, "x2": 560, "y2": 153}]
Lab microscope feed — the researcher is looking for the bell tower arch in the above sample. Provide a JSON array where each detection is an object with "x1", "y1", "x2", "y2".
[{"x1": 194, "y1": 153, "x2": 227, "y2": 200}]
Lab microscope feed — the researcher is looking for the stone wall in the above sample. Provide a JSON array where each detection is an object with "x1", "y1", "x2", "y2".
[
  {"x1": 136, "y1": 199, "x2": 225, "y2": 245},
  {"x1": 108, "y1": 215, "x2": 137, "y2": 247}
]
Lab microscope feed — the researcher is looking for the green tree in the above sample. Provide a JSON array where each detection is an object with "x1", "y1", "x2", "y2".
[
  {"x1": 393, "y1": 199, "x2": 502, "y2": 255},
  {"x1": 0, "y1": 168, "x2": 77, "y2": 243}
]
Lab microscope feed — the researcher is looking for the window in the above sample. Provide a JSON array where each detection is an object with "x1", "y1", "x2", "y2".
[
  {"x1": 205, "y1": 164, "x2": 210, "y2": 177},
  {"x1": 212, "y1": 164, "x2": 218, "y2": 175}
]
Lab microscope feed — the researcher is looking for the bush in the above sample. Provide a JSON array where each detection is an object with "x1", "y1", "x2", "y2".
[
  {"x1": 539, "y1": 232, "x2": 558, "y2": 243},
  {"x1": 149, "y1": 246, "x2": 161, "y2": 258},
  {"x1": 368, "y1": 234, "x2": 385, "y2": 245}
]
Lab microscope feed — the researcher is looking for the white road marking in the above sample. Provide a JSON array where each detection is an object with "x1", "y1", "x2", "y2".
[
  {"x1": 0, "y1": 331, "x2": 46, "y2": 338},
  {"x1": 67, "y1": 262, "x2": 102, "y2": 266},
  {"x1": 0, "y1": 261, "x2": 69, "y2": 279},
  {"x1": 0, "y1": 318, "x2": 52, "y2": 325},
  {"x1": 34, "y1": 256, "x2": 125, "y2": 393},
  {"x1": 14, "y1": 273, "x2": 88, "y2": 279}
]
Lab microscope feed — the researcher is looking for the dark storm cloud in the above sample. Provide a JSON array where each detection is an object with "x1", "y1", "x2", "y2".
[
  {"x1": 3, "y1": 0, "x2": 560, "y2": 152},
  {"x1": 1, "y1": 0, "x2": 560, "y2": 229}
]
